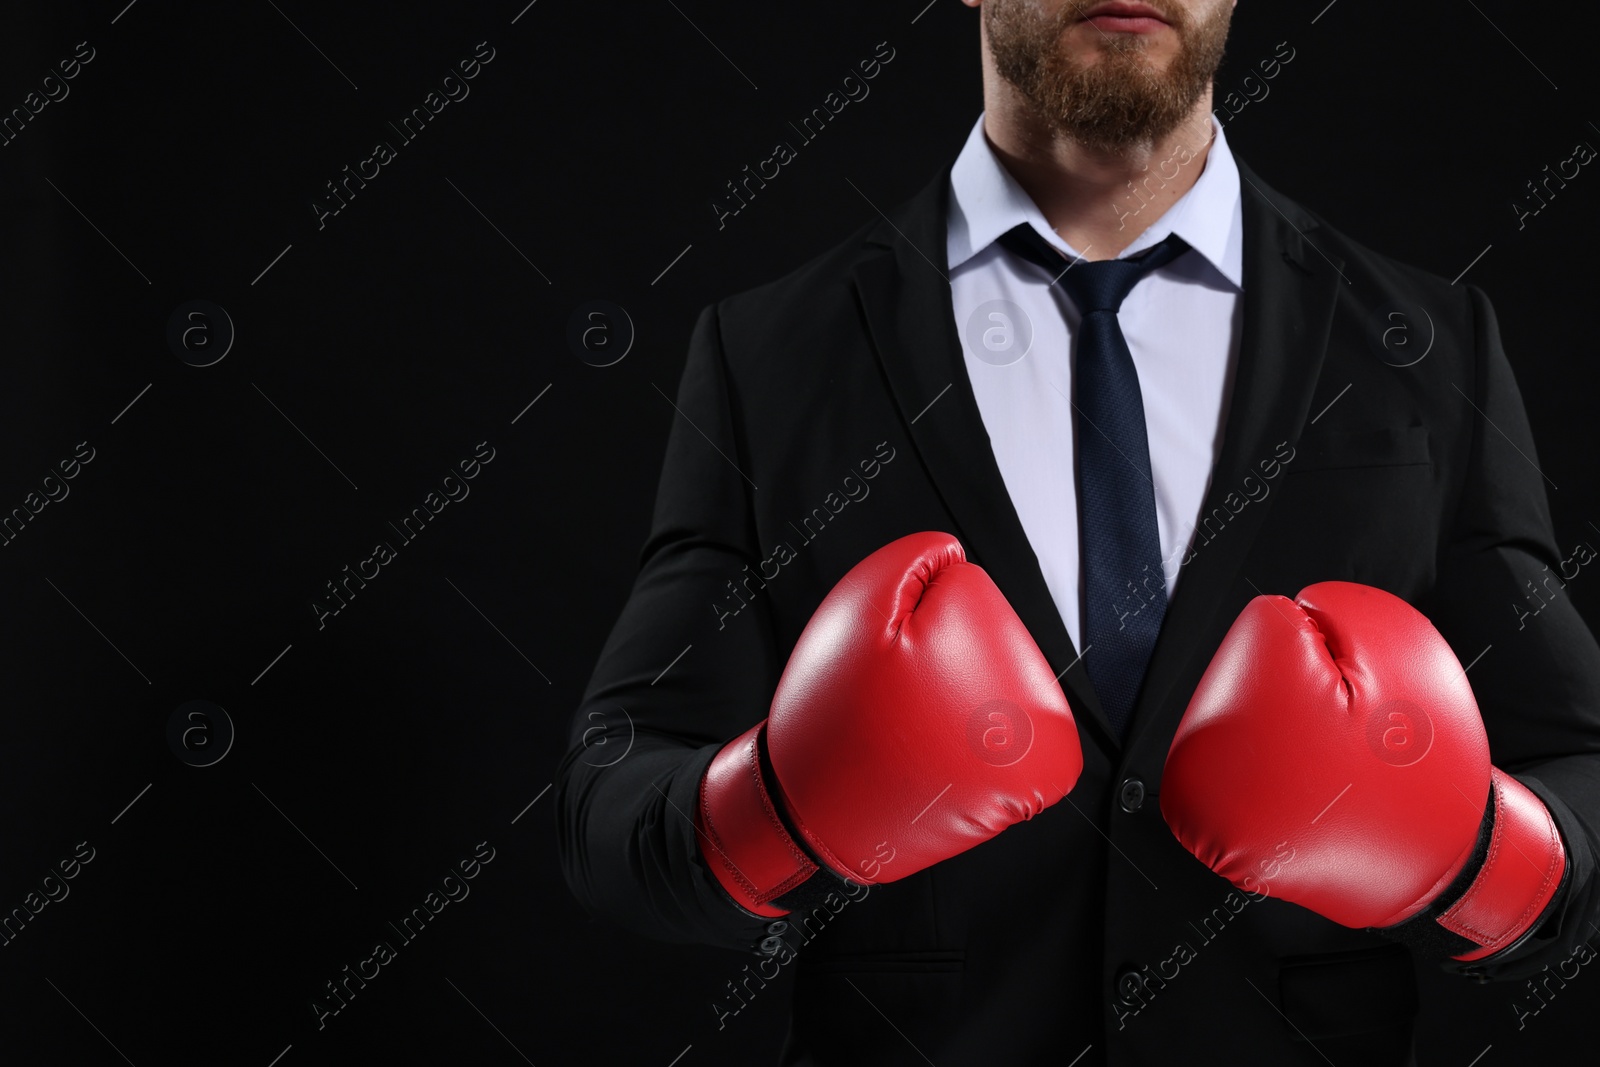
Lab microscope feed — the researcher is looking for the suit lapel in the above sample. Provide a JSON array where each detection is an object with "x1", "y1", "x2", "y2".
[
  {"x1": 850, "y1": 171, "x2": 1115, "y2": 750},
  {"x1": 1124, "y1": 160, "x2": 1346, "y2": 763},
  {"x1": 849, "y1": 160, "x2": 1346, "y2": 761}
]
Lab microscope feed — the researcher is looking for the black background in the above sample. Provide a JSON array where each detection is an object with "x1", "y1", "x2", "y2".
[{"x1": 2, "y1": 1, "x2": 1596, "y2": 1063}]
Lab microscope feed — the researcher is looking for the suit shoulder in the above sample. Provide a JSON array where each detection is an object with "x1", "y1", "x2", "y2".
[
  {"x1": 710, "y1": 217, "x2": 882, "y2": 349},
  {"x1": 1293, "y1": 200, "x2": 1475, "y2": 317},
  {"x1": 1240, "y1": 161, "x2": 1472, "y2": 313}
]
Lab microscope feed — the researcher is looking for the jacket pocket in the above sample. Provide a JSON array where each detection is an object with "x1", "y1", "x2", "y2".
[
  {"x1": 802, "y1": 949, "x2": 964, "y2": 974},
  {"x1": 1277, "y1": 943, "x2": 1418, "y2": 1041},
  {"x1": 790, "y1": 954, "x2": 965, "y2": 1065},
  {"x1": 1288, "y1": 424, "x2": 1431, "y2": 472}
]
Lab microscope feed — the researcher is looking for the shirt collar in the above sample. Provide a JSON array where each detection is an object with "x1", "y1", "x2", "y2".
[{"x1": 946, "y1": 110, "x2": 1243, "y2": 289}]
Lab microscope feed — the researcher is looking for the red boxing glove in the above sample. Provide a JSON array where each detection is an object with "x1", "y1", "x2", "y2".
[
  {"x1": 1161, "y1": 581, "x2": 1567, "y2": 962},
  {"x1": 695, "y1": 531, "x2": 1083, "y2": 917}
]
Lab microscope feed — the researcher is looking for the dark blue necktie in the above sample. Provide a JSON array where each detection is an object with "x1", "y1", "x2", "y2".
[{"x1": 997, "y1": 224, "x2": 1191, "y2": 741}]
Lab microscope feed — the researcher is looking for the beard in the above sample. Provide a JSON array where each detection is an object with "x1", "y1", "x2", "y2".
[{"x1": 985, "y1": 0, "x2": 1233, "y2": 152}]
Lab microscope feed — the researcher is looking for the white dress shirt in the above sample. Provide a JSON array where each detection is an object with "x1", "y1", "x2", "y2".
[{"x1": 946, "y1": 111, "x2": 1245, "y2": 652}]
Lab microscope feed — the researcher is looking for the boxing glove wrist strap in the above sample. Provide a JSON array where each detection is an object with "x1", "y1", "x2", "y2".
[
  {"x1": 695, "y1": 723, "x2": 817, "y2": 918},
  {"x1": 1380, "y1": 769, "x2": 1567, "y2": 962},
  {"x1": 1440, "y1": 769, "x2": 1567, "y2": 961}
]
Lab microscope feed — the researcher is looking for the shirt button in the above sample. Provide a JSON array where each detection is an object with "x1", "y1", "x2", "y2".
[{"x1": 1119, "y1": 777, "x2": 1146, "y2": 813}]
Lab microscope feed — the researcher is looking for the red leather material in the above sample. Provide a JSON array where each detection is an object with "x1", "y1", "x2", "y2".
[
  {"x1": 1443, "y1": 768, "x2": 1567, "y2": 961},
  {"x1": 1162, "y1": 581, "x2": 1492, "y2": 929},
  {"x1": 697, "y1": 531, "x2": 1083, "y2": 909},
  {"x1": 766, "y1": 531, "x2": 1082, "y2": 883},
  {"x1": 695, "y1": 723, "x2": 814, "y2": 917}
]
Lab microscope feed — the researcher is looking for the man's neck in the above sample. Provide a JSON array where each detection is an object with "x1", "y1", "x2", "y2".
[{"x1": 983, "y1": 88, "x2": 1218, "y2": 261}]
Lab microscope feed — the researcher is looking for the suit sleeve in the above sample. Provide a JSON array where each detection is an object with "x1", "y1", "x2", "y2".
[
  {"x1": 1418, "y1": 283, "x2": 1600, "y2": 979},
  {"x1": 554, "y1": 302, "x2": 781, "y2": 953}
]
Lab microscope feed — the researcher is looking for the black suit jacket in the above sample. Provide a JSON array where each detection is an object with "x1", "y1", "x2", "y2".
[{"x1": 555, "y1": 155, "x2": 1600, "y2": 1066}]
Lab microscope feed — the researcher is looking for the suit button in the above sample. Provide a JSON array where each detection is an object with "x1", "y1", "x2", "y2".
[
  {"x1": 1119, "y1": 777, "x2": 1146, "y2": 813},
  {"x1": 1116, "y1": 967, "x2": 1144, "y2": 1001}
]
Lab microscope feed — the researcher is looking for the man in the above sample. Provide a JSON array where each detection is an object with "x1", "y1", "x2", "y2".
[{"x1": 556, "y1": 1, "x2": 1600, "y2": 1063}]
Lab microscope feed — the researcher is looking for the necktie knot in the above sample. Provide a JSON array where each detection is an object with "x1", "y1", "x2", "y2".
[{"x1": 998, "y1": 224, "x2": 1190, "y2": 316}]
